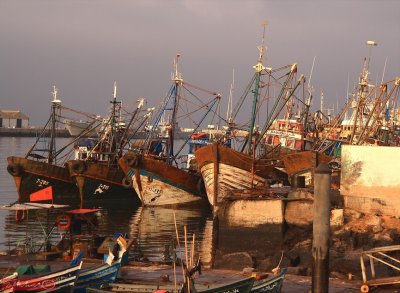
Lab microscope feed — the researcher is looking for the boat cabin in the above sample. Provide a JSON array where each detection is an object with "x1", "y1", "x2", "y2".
[{"x1": 265, "y1": 119, "x2": 312, "y2": 151}]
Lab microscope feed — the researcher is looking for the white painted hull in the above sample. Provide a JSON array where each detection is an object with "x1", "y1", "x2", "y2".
[
  {"x1": 131, "y1": 173, "x2": 204, "y2": 206},
  {"x1": 65, "y1": 120, "x2": 98, "y2": 137},
  {"x1": 200, "y1": 162, "x2": 267, "y2": 206}
]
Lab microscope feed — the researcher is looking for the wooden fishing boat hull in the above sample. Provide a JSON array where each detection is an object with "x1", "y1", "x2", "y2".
[
  {"x1": 66, "y1": 160, "x2": 140, "y2": 207},
  {"x1": 251, "y1": 268, "x2": 287, "y2": 293},
  {"x1": 282, "y1": 151, "x2": 332, "y2": 185},
  {"x1": 74, "y1": 260, "x2": 121, "y2": 293},
  {"x1": 3, "y1": 263, "x2": 82, "y2": 292},
  {"x1": 195, "y1": 144, "x2": 281, "y2": 206},
  {"x1": 118, "y1": 153, "x2": 207, "y2": 206},
  {"x1": 6, "y1": 156, "x2": 79, "y2": 204}
]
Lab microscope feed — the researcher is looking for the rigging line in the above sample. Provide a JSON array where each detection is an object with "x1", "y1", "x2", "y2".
[
  {"x1": 173, "y1": 98, "x2": 219, "y2": 159},
  {"x1": 256, "y1": 74, "x2": 304, "y2": 147},
  {"x1": 232, "y1": 73, "x2": 258, "y2": 120},
  {"x1": 258, "y1": 69, "x2": 296, "y2": 137},
  {"x1": 181, "y1": 84, "x2": 218, "y2": 107},
  {"x1": 25, "y1": 116, "x2": 52, "y2": 159},
  {"x1": 182, "y1": 81, "x2": 220, "y2": 97},
  {"x1": 60, "y1": 105, "x2": 100, "y2": 120}
]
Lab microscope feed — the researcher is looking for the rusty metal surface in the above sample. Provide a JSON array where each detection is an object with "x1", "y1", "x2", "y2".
[
  {"x1": 6, "y1": 156, "x2": 79, "y2": 204},
  {"x1": 67, "y1": 160, "x2": 125, "y2": 184},
  {"x1": 282, "y1": 151, "x2": 332, "y2": 176},
  {"x1": 360, "y1": 245, "x2": 400, "y2": 290},
  {"x1": 119, "y1": 154, "x2": 203, "y2": 194},
  {"x1": 66, "y1": 160, "x2": 138, "y2": 206},
  {"x1": 118, "y1": 154, "x2": 207, "y2": 206}
]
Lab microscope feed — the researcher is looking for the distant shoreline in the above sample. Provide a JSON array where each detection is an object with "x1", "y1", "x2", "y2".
[{"x1": 0, "y1": 127, "x2": 71, "y2": 137}]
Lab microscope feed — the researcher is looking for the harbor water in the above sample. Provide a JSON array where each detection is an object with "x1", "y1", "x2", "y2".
[{"x1": 0, "y1": 137, "x2": 283, "y2": 267}]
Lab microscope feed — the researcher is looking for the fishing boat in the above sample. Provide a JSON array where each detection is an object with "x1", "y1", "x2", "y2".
[
  {"x1": 74, "y1": 239, "x2": 128, "y2": 293},
  {"x1": 85, "y1": 276, "x2": 255, "y2": 293},
  {"x1": 0, "y1": 262, "x2": 82, "y2": 292},
  {"x1": 6, "y1": 87, "x2": 81, "y2": 205},
  {"x1": 195, "y1": 25, "x2": 303, "y2": 209},
  {"x1": 251, "y1": 268, "x2": 287, "y2": 293},
  {"x1": 65, "y1": 119, "x2": 100, "y2": 137},
  {"x1": 75, "y1": 259, "x2": 122, "y2": 293},
  {"x1": 66, "y1": 83, "x2": 146, "y2": 208},
  {"x1": 118, "y1": 54, "x2": 221, "y2": 206}
]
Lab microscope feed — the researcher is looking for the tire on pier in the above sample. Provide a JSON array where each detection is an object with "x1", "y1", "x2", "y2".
[
  {"x1": 71, "y1": 160, "x2": 87, "y2": 174},
  {"x1": 122, "y1": 175, "x2": 133, "y2": 189},
  {"x1": 7, "y1": 163, "x2": 22, "y2": 177}
]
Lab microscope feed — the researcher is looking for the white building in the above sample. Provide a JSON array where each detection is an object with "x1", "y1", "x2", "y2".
[{"x1": 0, "y1": 110, "x2": 29, "y2": 128}]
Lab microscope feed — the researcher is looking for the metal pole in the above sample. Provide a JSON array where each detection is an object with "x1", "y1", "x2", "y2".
[{"x1": 312, "y1": 163, "x2": 331, "y2": 293}]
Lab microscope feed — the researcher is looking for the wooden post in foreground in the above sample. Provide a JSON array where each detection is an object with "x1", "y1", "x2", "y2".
[{"x1": 312, "y1": 163, "x2": 331, "y2": 293}]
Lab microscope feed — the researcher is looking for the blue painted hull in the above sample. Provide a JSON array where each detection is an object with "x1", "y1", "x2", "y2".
[{"x1": 74, "y1": 260, "x2": 121, "y2": 293}]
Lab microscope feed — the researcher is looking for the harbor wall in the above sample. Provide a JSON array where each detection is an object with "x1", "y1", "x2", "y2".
[
  {"x1": 340, "y1": 145, "x2": 400, "y2": 217},
  {"x1": 0, "y1": 127, "x2": 70, "y2": 137}
]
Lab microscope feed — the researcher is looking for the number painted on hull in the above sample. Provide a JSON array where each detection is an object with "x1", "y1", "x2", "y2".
[{"x1": 93, "y1": 184, "x2": 110, "y2": 195}]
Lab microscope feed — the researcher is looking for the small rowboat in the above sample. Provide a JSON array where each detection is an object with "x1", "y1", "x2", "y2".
[
  {"x1": 86, "y1": 276, "x2": 255, "y2": 293},
  {"x1": 74, "y1": 259, "x2": 122, "y2": 293},
  {"x1": 1, "y1": 262, "x2": 82, "y2": 292}
]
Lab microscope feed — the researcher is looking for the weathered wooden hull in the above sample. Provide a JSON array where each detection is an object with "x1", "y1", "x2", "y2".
[
  {"x1": 118, "y1": 154, "x2": 206, "y2": 206},
  {"x1": 6, "y1": 156, "x2": 79, "y2": 204},
  {"x1": 195, "y1": 144, "x2": 280, "y2": 206},
  {"x1": 66, "y1": 160, "x2": 140, "y2": 207},
  {"x1": 282, "y1": 151, "x2": 332, "y2": 177}
]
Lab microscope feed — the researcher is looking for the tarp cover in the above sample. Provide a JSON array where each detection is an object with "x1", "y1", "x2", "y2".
[{"x1": 16, "y1": 264, "x2": 50, "y2": 276}]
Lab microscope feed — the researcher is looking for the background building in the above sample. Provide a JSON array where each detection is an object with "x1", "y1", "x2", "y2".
[{"x1": 0, "y1": 110, "x2": 29, "y2": 128}]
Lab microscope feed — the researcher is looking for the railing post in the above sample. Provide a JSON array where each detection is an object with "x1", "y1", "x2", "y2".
[{"x1": 312, "y1": 163, "x2": 331, "y2": 293}]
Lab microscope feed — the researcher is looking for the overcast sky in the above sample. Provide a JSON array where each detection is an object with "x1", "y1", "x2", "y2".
[{"x1": 0, "y1": 0, "x2": 399, "y2": 125}]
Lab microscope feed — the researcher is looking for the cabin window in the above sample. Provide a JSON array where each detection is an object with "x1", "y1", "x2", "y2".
[
  {"x1": 81, "y1": 153, "x2": 87, "y2": 160},
  {"x1": 273, "y1": 136, "x2": 280, "y2": 145},
  {"x1": 267, "y1": 135, "x2": 273, "y2": 145}
]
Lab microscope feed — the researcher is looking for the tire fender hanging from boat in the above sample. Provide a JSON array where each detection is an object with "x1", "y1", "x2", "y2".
[
  {"x1": 7, "y1": 163, "x2": 22, "y2": 176},
  {"x1": 71, "y1": 160, "x2": 87, "y2": 174},
  {"x1": 122, "y1": 175, "x2": 133, "y2": 188}
]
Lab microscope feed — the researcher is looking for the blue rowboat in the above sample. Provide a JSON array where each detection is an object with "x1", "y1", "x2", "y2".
[{"x1": 74, "y1": 259, "x2": 122, "y2": 293}]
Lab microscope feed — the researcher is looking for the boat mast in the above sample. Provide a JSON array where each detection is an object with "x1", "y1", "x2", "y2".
[
  {"x1": 109, "y1": 81, "x2": 119, "y2": 155},
  {"x1": 168, "y1": 53, "x2": 183, "y2": 164},
  {"x1": 349, "y1": 41, "x2": 377, "y2": 144},
  {"x1": 48, "y1": 86, "x2": 61, "y2": 164},
  {"x1": 248, "y1": 21, "x2": 268, "y2": 155}
]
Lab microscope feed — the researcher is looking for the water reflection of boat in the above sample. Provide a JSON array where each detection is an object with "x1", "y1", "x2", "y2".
[{"x1": 128, "y1": 205, "x2": 209, "y2": 262}]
